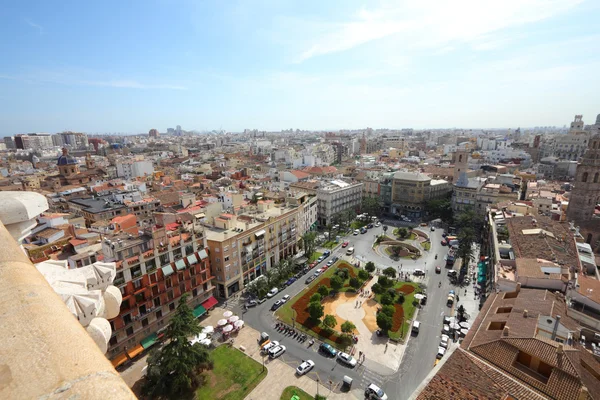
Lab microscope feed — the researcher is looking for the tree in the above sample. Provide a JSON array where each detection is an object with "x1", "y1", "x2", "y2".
[
  {"x1": 349, "y1": 277, "x2": 361, "y2": 290},
  {"x1": 381, "y1": 304, "x2": 396, "y2": 317},
  {"x1": 383, "y1": 267, "x2": 397, "y2": 279},
  {"x1": 396, "y1": 227, "x2": 409, "y2": 239},
  {"x1": 302, "y1": 231, "x2": 317, "y2": 260},
  {"x1": 330, "y1": 275, "x2": 344, "y2": 292},
  {"x1": 143, "y1": 294, "x2": 211, "y2": 398},
  {"x1": 396, "y1": 293, "x2": 405, "y2": 304},
  {"x1": 323, "y1": 314, "x2": 337, "y2": 330},
  {"x1": 457, "y1": 227, "x2": 476, "y2": 270},
  {"x1": 336, "y1": 268, "x2": 349, "y2": 280},
  {"x1": 380, "y1": 293, "x2": 394, "y2": 305},
  {"x1": 371, "y1": 283, "x2": 384, "y2": 295},
  {"x1": 318, "y1": 285, "x2": 329, "y2": 298},
  {"x1": 376, "y1": 312, "x2": 393, "y2": 332},
  {"x1": 308, "y1": 300, "x2": 324, "y2": 321},
  {"x1": 425, "y1": 197, "x2": 453, "y2": 222},
  {"x1": 378, "y1": 276, "x2": 392, "y2": 288},
  {"x1": 358, "y1": 269, "x2": 370, "y2": 281},
  {"x1": 341, "y1": 320, "x2": 356, "y2": 334},
  {"x1": 362, "y1": 196, "x2": 380, "y2": 217},
  {"x1": 310, "y1": 293, "x2": 322, "y2": 303},
  {"x1": 365, "y1": 261, "x2": 376, "y2": 273},
  {"x1": 456, "y1": 305, "x2": 467, "y2": 322}
]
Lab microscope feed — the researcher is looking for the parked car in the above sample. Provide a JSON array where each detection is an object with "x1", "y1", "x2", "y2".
[
  {"x1": 326, "y1": 260, "x2": 334, "y2": 267},
  {"x1": 271, "y1": 300, "x2": 283, "y2": 311},
  {"x1": 314, "y1": 268, "x2": 324, "y2": 276},
  {"x1": 442, "y1": 232, "x2": 448, "y2": 237},
  {"x1": 281, "y1": 294, "x2": 290, "y2": 303},
  {"x1": 268, "y1": 345, "x2": 286, "y2": 359},
  {"x1": 435, "y1": 266, "x2": 441, "y2": 274},
  {"x1": 353, "y1": 229, "x2": 360, "y2": 235},
  {"x1": 441, "y1": 240, "x2": 448, "y2": 246},
  {"x1": 296, "y1": 360, "x2": 315, "y2": 375},
  {"x1": 317, "y1": 256, "x2": 325, "y2": 263},
  {"x1": 309, "y1": 262, "x2": 317, "y2": 268},
  {"x1": 430, "y1": 226, "x2": 436, "y2": 231},
  {"x1": 337, "y1": 352, "x2": 357, "y2": 367},
  {"x1": 440, "y1": 334, "x2": 449, "y2": 348},
  {"x1": 360, "y1": 227, "x2": 367, "y2": 234},
  {"x1": 331, "y1": 256, "x2": 339, "y2": 263},
  {"x1": 261, "y1": 340, "x2": 279, "y2": 354},
  {"x1": 305, "y1": 275, "x2": 316, "y2": 284},
  {"x1": 246, "y1": 299, "x2": 258, "y2": 308},
  {"x1": 285, "y1": 277, "x2": 297, "y2": 286},
  {"x1": 319, "y1": 343, "x2": 337, "y2": 357},
  {"x1": 342, "y1": 241, "x2": 349, "y2": 247},
  {"x1": 375, "y1": 222, "x2": 381, "y2": 227},
  {"x1": 413, "y1": 269, "x2": 425, "y2": 276},
  {"x1": 267, "y1": 288, "x2": 279, "y2": 298},
  {"x1": 436, "y1": 346, "x2": 446, "y2": 359},
  {"x1": 323, "y1": 250, "x2": 331, "y2": 257},
  {"x1": 447, "y1": 270, "x2": 457, "y2": 277},
  {"x1": 412, "y1": 320, "x2": 421, "y2": 335},
  {"x1": 442, "y1": 324, "x2": 451, "y2": 335},
  {"x1": 365, "y1": 383, "x2": 388, "y2": 400},
  {"x1": 367, "y1": 223, "x2": 374, "y2": 229}
]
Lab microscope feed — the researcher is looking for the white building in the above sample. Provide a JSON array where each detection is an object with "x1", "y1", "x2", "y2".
[
  {"x1": 115, "y1": 160, "x2": 154, "y2": 179},
  {"x1": 316, "y1": 180, "x2": 363, "y2": 226}
]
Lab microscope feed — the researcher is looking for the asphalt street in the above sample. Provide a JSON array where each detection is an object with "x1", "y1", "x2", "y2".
[{"x1": 232, "y1": 220, "x2": 475, "y2": 399}]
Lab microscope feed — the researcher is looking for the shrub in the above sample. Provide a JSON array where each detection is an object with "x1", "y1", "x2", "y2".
[
  {"x1": 323, "y1": 314, "x2": 337, "y2": 330},
  {"x1": 381, "y1": 305, "x2": 396, "y2": 317},
  {"x1": 336, "y1": 268, "x2": 349, "y2": 280},
  {"x1": 365, "y1": 261, "x2": 376, "y2": 273},
  {"x1": 330, "y1": 275, "x2": 344, "y2": 292},
  {"x1": 308, "y1": 301, "x2": 324, "y2": 320},
  {"x1": 412, "y1": 300, "x2": 419, "y2": 307},
  {"x1": 358, "y1": 269, "x2": 369, "y2": 281},
  {"x1": 397, "y1": 293, "x2": 405, "y2": 304},
  {"x1": 310, "y1": 293, "x2": 322, "y2": 303},
  {"x1": 349, "y1": 277, "x2": 361, "y2": 290},
  {"x1": 318, "y1": 285, "x2": 329, "y2": 298},
  {"x1": 376, "y1": 312, "x2": 393, "y2": 332},
  {"x1": 387, "y1": 288, "x2": 397, "y2": 298},
  {"x1": 371, "y1": 283, "x2": 384, "y2": 295}
]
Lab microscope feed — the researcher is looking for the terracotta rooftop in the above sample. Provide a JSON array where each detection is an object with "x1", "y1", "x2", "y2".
[
  {"x1": 515, "y1": 258, "x2": 567, "y2": 281},
  {"x1": 577, "y1": 275, "x2": 600, "y2": 305},
  {"x1": 290, "y1": 170, "x2": 311, "y2": 180}
]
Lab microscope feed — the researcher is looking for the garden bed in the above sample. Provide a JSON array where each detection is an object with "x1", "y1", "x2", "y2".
[{"x1": 373, "y1": 281, "x2": 420, "y2": 341}]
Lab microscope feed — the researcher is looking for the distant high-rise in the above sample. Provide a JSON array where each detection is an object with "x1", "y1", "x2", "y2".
[
  {"x1": 175, "y1": 125, "x2": 182, "y2": 136},
  {"x1": 14, "y1": 133, "x2": 53, "y2": 150},
  {"x1": 148, "y1": 128, "x2": 159, "y2": 138}
]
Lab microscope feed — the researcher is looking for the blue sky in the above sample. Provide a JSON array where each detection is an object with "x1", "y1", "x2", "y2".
[{"x1": 1, "y1": 0, "x2": 599, "y2": 135}]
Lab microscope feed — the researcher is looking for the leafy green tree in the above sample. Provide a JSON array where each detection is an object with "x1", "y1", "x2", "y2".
[
  {"x1": 458, "y1": 227, "x2": 476, "y2": 270},
  {"x1": 371, "y1": 283, "x2": 384, "y2": 295},
  {"x1": 362, "y1": 196, "x2": 380, "y2": 217},
  {"x1": 310, "y1": 293, "x2": 322, "y2": 303},
  {"x1": 349, "y1": 277, "x2": 361, "y2": 290},
  {"x1": 396, "y1": 293, "x2": 405, "y2": 304},
  {"x1": 376, "y1": 312, "x2": 393, "y2": 332},
  {"x1": 381, "y1": 304, "x2": 396, "y2": 317},
  {"x1": 380, "y1": 293, "x2": 394, "y2": 306},
  {"x1": 308, "y1": 301, "x2": 324, "y2": 321},
  {"x1": 425, "y1": 197, "x2": 453, "y2": 222},
  {"x1": 341, "y1": 320, "x2": 356, "y2": 334},
  {"x1": 396, "y1": 227, "x2": 409, "y2": 239},
  {"x1": 358, "y1": 269, "x2": 370, "y2": 280},
  {"x1": 143, "y1": 294, "x2": 211, "y2": 398},
  {"x1": 378, "y1": 276, "x2": 392, "y2": 288},
  {"x1": 365, "y1": 261, "x2": 376, "y2": 273},
  {"x1": 323, "y1": 314, "x2": 337, "y2": 330},
  {"x1": 302, "y1": 231, "x2": 317, "y2": 261},
  {"x1": 336, "y1": 268, "x2": 349, "y2": 280},
  {"x1": 330, "y1": 275, "x2": 344, "y2": 292},
  {"x1": 318, "y1": 285, "x2": 329, "y2": 298},
  {"x1": 383, "y1": 267, "x2": 397, "y2": 278}
]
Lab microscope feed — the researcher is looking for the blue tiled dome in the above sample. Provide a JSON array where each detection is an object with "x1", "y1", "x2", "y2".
[{"x1": 57, "y1": 148, "x2": 78, "y2": 166}]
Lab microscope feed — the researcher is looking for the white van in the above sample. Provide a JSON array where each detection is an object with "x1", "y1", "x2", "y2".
[
  {"x1": 267, "y1": 288, "x2": 279, "y2": 298},
  {"x1": 346, "y1": 247, "x2": 355, "y2": 255},
  {"x1": 412, "y1": 321, "x2": 421, "y2": 335}
]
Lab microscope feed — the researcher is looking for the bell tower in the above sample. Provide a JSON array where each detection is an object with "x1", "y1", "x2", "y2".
[
  {"x1": 85, "y1": 152, "x2": 96, "y2": 169},
  {"x1": 567, "y1": 118, "x2": 600, "y2": 223},
  {"x1": 453, "y1": 150, "x2": 469, "y2": 182}
]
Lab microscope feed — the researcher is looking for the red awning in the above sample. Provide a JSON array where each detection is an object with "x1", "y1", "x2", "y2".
[{"x1": 202, "y1": 296, "x2": 218, "y2": 310}]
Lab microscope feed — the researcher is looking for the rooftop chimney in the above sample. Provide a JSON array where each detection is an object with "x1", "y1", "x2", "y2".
[
  {"x1": 523, "y1": 309, "x2": 528, "y2": 318},
  {"x1": 551, "y1": 315, "x2": 561, "y2": 341},
  {"x1": 516, "y1": 283, "x2": 521, "y2": 293},
  {"x1": 503, "y1": 326, "x2": 510, "y2": 336},
  {"x1": 557, "y1": 343, "x2": 564, "y2": 355},
  {"x1": 578, "y1": 387, "x2": 588, "y2": 400}
]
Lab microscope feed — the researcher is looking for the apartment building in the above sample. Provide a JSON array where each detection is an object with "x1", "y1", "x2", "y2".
[
  {"x1": 104, "y1": 219, "x2": 215, "y2": 367},
  {"x1": 316, "y1": 180, "x2": 362, "y2": 226},
  {"x1": 382, "y1": 171, "x2": 452, "y2": 218},
  {"x1": 116, "y1": 159, "x2": 154, "y2": 179},
  {"x1": 205, "y1": 200, "x2": 304, "y2": 298}
]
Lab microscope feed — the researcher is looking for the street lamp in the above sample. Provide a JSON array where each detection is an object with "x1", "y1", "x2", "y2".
[{"x1": 316, "y1": 378, "x2": 320, "y2": 396}]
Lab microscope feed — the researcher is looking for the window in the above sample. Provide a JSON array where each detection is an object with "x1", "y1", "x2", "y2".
[
  {"x1": 126, "y1": 327, "x2": 134, "y2": 336},
  {"x1": 133, "y1": 279, "x2": 142, "y2": 289},
  {"x1": 488, "y1": 321, "x2": 506, "y2": 330},
  {"x1": 156, "y1": 309, "x2": 162, "y2": 319},
  {"x1": 169, "y1": 302, "x2": 175, "y2": 311},
  {"x1": 496, "y1": 307, "x2": 512, "y2": 314},
  {"x1": 123, "y1": 314, "x2": 132, "y2": 324},
  {"x1": 224, "y1": 256, "x2": 230, "y2": 262},
  {"x1": 142, "y1": 318, "x2": 148, "y2": 328},
  {"x1": 215, "y1": 248, "x2": 220, "y2": 253},
  {"x1": 153, "y1": 297, "x2": 161, "y2": 308},
  {"x1": 582, "y1": 172, "x2": 589, "y2": 182},
  {"x1": 515, "y1": 351, "x2": 552, "y2": 382}
]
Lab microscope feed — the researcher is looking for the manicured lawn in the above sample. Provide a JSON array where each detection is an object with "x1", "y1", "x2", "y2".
[
  {"x1": 308, "y1": 252, "x2": 323, "y2": 262},
  {"x1": 373, "y1": 281, "x2": 421, "y2": 341},
  {"x1": 196, "y1": 345, "x2": 265, "y2": 400},
  {"x1": 280, "y1": 386, "x2": 314, "y2": 400},
  {"x1": 422, "y1": 241, "x2": 431, "y2": 251},
  {"x1": 322, "y1": 240, "x2": 338, "y2": 249},
  {"x1": 350, "y1": 221, "x2": 366, "y2": 229}
]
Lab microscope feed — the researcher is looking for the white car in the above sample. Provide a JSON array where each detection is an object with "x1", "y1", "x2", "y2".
[
  {"x1": 436, "y1": 346, "x2": 446, "y2": 359},
  {"x1": 440, "y1": 334, "x2": 449, "y2": 349},
  {"x1": 337, "y1": 352, "x2": 357, "y2": 367},
  {"x1": 268, "y1": 345, "x2": 286, "y2": 359},
  {"x1": 375, "y1": 222, "x2": 381, "y2": 227},
  {"x1": 353, "y1": 229, "x2": 360, "y2": 235},
  {"x1": 267, "y1": 288, "x2": 279, "y2": 298},
  {"x1": 314, "y1": 268, "x2": 324, "y2": 276},
  {"x1": 365, "y1": 383, "x2": 388, "y2": 400},
  {"x1": 281, "y1": 294, "x2": 290, "y2": 303},
  {"x1": 296, "y1": 359, "x2": 315, "y2": 375},
  {"x1": 261, "y1": 340, "x2": 280, "y2": 354}
]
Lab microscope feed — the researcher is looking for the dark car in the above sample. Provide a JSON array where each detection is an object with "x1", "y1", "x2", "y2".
[
  {"x1": 271, "y1": 300, "x2": 283, "y2": 311},
  {"x1": 305, "y1": 275, "x2": 316, "y2": 284},
  {"x1": 367, "y1": 223, "x2": 374, "y2": 229},
  {"x1": 319, "y1": 343, "x2": 338, "y2": 357},
  {"x1": 246, "y1": 299, "x2": 258, "y2": 308},
  {"x1": 435, "y1": 266, "x2": 441, "y2": 274},
  {"x1": 286, "y1": 277, "x2": 297, "y2": 286},
  {"x1": 360, "y1": 228, "x2": 367, "y2": 234},
  {"x1": 323, "y1": 250, "x2": 331, "y2": 257},
  {"x1": 331, "y1": 256, "x2": 339, "y2": 263},
  {"x1": 441, "y1": 240, "x2": 448, "y2": 246}
]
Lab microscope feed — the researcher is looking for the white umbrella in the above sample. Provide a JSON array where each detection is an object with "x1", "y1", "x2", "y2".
[
  {"x1": 202, "y1": 326, "x2": 214, "y2": 334},
  {"x1": 222, "y1": 324, "x2": 233, "y2": 333},
  {"x1": 449, "y1": 323, "x2": 460, "y2": 330},
  {"x1": 460, "y1": 329, "x2": 469, "y2": 336},
  {"x1": 217, "y1": 319, "x2": 228, "y2": 326},
  {"x1": 447, "y1": 317, "x2": 457, "y2": 324},
  {"x1": 200, "y1": 338, "x2": 212, "y2": 346},
  {"x1": 229, "y1": 315, "x2": 240, "y2": 323},
  {"x1": 234, "y1": 320, "x2": 244, "y2": 328},
  {"x1": 198, "y1": 333, "x2": 207, "y2": 341},
  {"x1": 223, "y1": 310, "x2": 233, "y2": 318},
  {"x1": 459, "y1": 322, "x2": 470, "y2": 329},
  {"x1": 414, "y1": 294, "x2": 425, "y2": 300}
]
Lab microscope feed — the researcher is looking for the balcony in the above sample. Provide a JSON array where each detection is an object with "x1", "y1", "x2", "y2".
[{"x1": 0, "y1": 192, "x2": 134, "y2": 399}]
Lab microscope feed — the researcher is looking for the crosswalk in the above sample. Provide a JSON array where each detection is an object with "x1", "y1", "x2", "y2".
[{"x1": 358, "y1": 366, "x2": 386, "y2": 389}]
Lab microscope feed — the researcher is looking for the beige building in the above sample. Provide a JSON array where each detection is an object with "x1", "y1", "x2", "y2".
[
  {"x1": 206, "y1": 199, "x2": 307, "y2": 298},
  {"x1": 316, "y1": 180, "x2": 363, "y2": 226},
  {"x1": 388, "y1": 171, "x2": 452, "y2": 218}
]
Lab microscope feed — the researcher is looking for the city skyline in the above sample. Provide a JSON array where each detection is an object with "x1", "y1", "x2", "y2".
[{"x1": 1, "y1": 0, "x2": 599, "y2": 135}]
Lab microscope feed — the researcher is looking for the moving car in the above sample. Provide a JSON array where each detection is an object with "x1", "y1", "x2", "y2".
[
  {"x1": 296, "y1": 360, "x2": 315, "y2": 375},
  {"x1": 342, "y1": 241, "x2": 349, "y2": 248},
  {"x1": 435, "y1": 266, "x2": 441, "y2": 274},
  {"x1": 267, "y1": 288, "x2": 279, "y2": 298},
  {"x1": 268, "y1": 345, "x2": 286, "y2": 359},
  {"x1": 365, "y1": 383, "x2": 388, "y2": 400},
  {"x1": 246, "y1": 299, "x2": 258, "y2": 308},
  {"x1": 337, "y1": 352, "x2": 357, "y2": 367},
  {"x1": 305, "y1": 275, "x2": 316, "y2": 284},
  {"x1": 319, "y1": 343, "x2": 337, "y2": 357},
  {"x1": 353, "y1": 229, "x2": 360, "y2": 235},
  {"x1": 413, "y1": 269, "x2": 425, "y2": 276},
  {"x1": 375, "y1": 222, "x2": 381, "y2": 227},
  {"x1": 430, "y1": 226, "x2": 436, "y2": 231},
  {"x1": 346, "y1": 247, "x2": 355, "y2": 255},
  {"x1": 360, "y1": 227, "x2": 367, "y2": 234},
  {"x1": 271, "y1": 300, "x2": 283, "y2": 311},
  {"x1": 281, "y1": 294, "x2": 290, "y2": 303}
]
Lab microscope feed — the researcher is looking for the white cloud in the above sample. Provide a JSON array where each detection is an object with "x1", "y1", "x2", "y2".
[
  {"x1": 82, "y1": 80, "x2": 187, "y2": 90},
  {"x1": 293, "y1": 0, "x2": 584, "y2": 62},
  {"x1": 24, "y1": 18, "x2": 44, "y2": 34}
]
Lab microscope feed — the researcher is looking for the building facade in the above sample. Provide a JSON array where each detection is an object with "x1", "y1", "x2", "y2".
[{"x1": 316, "y1": 181, "x2": 363, "y2": 226}]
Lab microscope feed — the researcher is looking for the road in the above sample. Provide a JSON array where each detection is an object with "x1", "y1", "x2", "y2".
[{"x1": 233, "y1": 220, "x2": 469, "y2": 399}]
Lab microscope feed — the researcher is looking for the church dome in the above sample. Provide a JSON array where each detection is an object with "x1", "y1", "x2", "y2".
[{"x1": 57, "y1": 148, "x2": 78, "y2": 166}]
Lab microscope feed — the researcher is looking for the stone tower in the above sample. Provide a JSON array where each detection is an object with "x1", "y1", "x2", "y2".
[
  {"x1": 567, "y1": 115, "x2": 600, "y2": 223},
  {"x1": 453, "y1": 150, "x2": 469, "y2": 182},
  {"x1": 85, "y1": 152, "x2": 96, "y2": 169}
]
